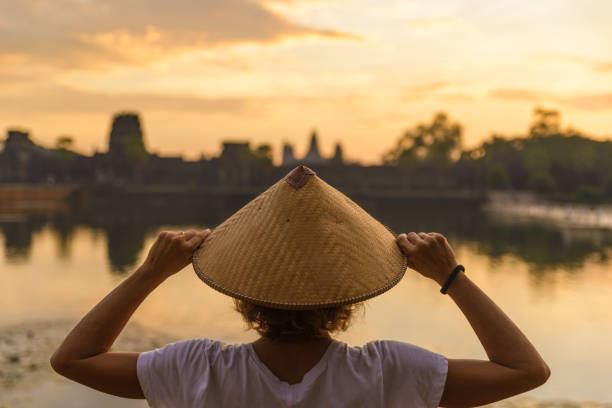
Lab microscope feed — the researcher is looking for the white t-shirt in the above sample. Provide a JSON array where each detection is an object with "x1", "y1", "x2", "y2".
[{"x1": 137, "y1": 338, "x2": 448, "y2": 408}]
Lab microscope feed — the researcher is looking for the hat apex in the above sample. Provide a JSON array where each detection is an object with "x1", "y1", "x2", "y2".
[{"x1": 285, "y1": 165, "x2": 316, "y2": 189}]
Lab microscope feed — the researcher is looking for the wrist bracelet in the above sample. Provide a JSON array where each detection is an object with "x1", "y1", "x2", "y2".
[{"x1": 440, "y1": 264, "x2": 465, "y2": 294}]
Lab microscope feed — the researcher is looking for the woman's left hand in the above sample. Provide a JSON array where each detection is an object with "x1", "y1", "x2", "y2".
[{"x1": 142, "y1": 229, "x2": 211, "y2": 280}]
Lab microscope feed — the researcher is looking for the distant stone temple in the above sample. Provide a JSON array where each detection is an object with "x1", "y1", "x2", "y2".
[
  {"x1": 0, "y1": 130, "x2": 55, "y2": 182},
  {"x1": 108, "y1": 113, "x2": 148, "y2": 162},
  {"x1": 0, "y1": 111, "x2": 481, "y2": 199},
  {"x1": 302, "y1": 131, "x2": 325, "y2": 164},
  {"x1": 219, "y1": 142, "x2": 250, "y2": 160},
  {"x1": 5, "y1": 130, "x2": 37, "y2": 153},
  {"x1": 0, "y1": 115, "x2": 349, "y2": 186},
  {"x1": 282, "y1": 144, "x2": 296, "y2": 166},
  {"x1": 281, "y1": 130, "x2": 344, "y2": 167},
  {"x1": 332, "y1": 143, "x2": 343, "y2": 164}
]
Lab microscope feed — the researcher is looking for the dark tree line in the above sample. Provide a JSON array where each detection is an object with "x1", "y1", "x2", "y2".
[{"x1": 383, "y1": 108, "x2": 612, "y2": 203}]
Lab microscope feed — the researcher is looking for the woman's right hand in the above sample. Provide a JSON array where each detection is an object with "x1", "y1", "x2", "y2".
[
  {"x1": 142, "y1": 229, "x2": 211, "y2": 281},
  {"x1": 396, "y1": 232, "x2": 458, "y2": 286}
]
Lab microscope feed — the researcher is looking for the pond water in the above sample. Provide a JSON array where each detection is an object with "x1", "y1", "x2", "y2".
[{"x1": 1, "y1": 196, "x2": 612, "y2": 406}]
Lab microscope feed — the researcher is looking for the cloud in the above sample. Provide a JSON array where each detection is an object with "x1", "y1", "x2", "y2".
[
  {"x1": 488, "y1": 88, "x2": 546, "y2": 101},
  {"x1": 399, "y1": 81, "x2": 451, "y2": 101},
  {"x1": 0, "y1": 83, "x2": 364, "y2": 117},
  {"x1": 564, "y1": 93, "x2": 612, "y2": 110},
  {"x1": 0, "y1": 0, "x2": 355, "y2": 71},
  {"x1": 0, "y1": 53, "x2": 58, "y2": 88},
  {"x1": 489, "y1": 87, "x2": 612, "y2": 110},
  {"x1": 398, "y1": 82, "x2": 475, "y2": 102},
  {"x1": 593, "y1": 63, "x2": 612, "y2": 73},
  {"x1": 533, "y1": 54, "x2": 612, "y2": 73},
  {"x1": 441, "y1": 93, "x2": 474, "y2": 102},
  {"x1": 0, "y1": 85, "x2": 253, "y2": 115},
  {"x1": 407, "y1": 17, "x2": 463, "y2": 30}
]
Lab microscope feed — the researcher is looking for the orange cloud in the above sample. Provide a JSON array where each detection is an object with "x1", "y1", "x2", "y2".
[
  {"x1": 594, "y1": 63, "x2": 612, "y2": 73},
  {"x1": 533, "y1": 54, "x2": 612, "y2": 74},
  {"x1": 0, "y1": 83, "x2": 368, "y2": 116},
  {"x1": 407, "y1": 17, "x2": 463, "y2": 30},
  {"x1": 0, "y1": 85, "x2": 254, "y2": 115},
  {"x1": 398, "y1": 82, "x2": 475, "y2": 103},
  {"x1": 489, "y1": 88, "x2": 612, "y2": 110},
  {"x1": 398, "y1": 82, "x2": 451, "y2": 101},
  {"x1": 488, "y1": 88, "x2": 546, "y2": 101},
  {"x1": 565, "y1": 93, "x2": 612, "y2": 110},
  {"x1": 0, "y1": 0, "x2": 355, "y2": 71}
]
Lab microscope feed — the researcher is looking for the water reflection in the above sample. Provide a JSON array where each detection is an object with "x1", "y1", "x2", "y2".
[
  {"x1": 2, "y1": 196, "x2": 612, "y2": 403},
  {"x1": 1, "y1": 196, "x2": 611, "y2": 276},
  {"x1": 1, "y1": 215, "x2": 42, "y2": 262}
]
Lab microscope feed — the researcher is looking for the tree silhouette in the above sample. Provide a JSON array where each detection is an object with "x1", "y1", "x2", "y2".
[
  {"x1": 381, "y1": 107, "x2": 612, "y2": 203},
  {"x1": 54, "y1": 135, "x2": 78, "y2": 163},
  {"x1": 529, "y1": 107, "x2": 561, "y2": 137},
  {"x1": 55, "y1": 135, "x2": 74, "y2": 151},
  {"x1": 253, "y1": 143, "x2": 273, "y2": 165},
  {"x1": 466, "y1": 107, "x2": 612, "y2": 202},
  {"x1": 383, "y1": 112, "x2": 462, "y2": 165}
]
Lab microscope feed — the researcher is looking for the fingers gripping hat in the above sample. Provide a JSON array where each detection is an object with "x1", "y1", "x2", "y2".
[{"x1": 192, "y1": 165, "x2": 407, "y2": 309}]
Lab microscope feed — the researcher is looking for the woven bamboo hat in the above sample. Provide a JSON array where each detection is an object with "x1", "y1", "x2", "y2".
[{"x1": 192, "y1": 165, "x2": 407, "y2": 309}]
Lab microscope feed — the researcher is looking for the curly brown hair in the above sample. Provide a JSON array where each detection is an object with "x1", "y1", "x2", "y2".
[{"x1": 234, "y1": 299, "x2": 363, "y2": 340}]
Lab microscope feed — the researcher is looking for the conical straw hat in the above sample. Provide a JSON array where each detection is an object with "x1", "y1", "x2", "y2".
[{"x1": 192, "y1": 165, "x2": 407, "y2": 309}]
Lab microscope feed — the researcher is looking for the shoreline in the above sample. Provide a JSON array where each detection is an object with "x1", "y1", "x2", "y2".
[
  {"x1": 0, "y1": 320, "x2": 177, "y2": 408},
  {"x1": 486, "y1": 191, "x2": 612, "y2": 230}
]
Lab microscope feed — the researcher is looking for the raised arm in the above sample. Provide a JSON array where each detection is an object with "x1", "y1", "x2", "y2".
[
  {"x1": 50, "y1": 229, "x2": 210, "y2": 398},
  {"x1": 396, "y1": 232, "x2": 550, "y2": 408}
]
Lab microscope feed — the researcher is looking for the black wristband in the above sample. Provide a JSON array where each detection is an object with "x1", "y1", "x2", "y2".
[{"x1": 440, "y1": 264, "x2": 465, "y2": 294}]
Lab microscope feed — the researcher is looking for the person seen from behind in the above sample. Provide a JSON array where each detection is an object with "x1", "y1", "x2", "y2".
[{"x1": 50, "y1": 165, "x2": 550, "y2": 407}]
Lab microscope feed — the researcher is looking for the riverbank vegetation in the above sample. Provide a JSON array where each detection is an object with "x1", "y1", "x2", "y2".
[{"x1": 384, "y1": 108, "x2": 612, "y2": 204}]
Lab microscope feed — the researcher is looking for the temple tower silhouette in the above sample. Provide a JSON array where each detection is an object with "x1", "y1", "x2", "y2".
[
  {"x1": 108, "y1": 113, "x2": 148, "y2": 162},
  {"x1": 302, "y1": 130, "x2": 325, "y2": 165},
  {"x1": 331, "y1": 142, "x2": 343, "y2": 164},
  {"x1": 282, "y1": 143, "x2": 297, "y2": 166}
]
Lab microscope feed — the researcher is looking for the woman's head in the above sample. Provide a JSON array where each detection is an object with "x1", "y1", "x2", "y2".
[{"x1": 234, "y1": 299, "x2": 363, "y2": 340}]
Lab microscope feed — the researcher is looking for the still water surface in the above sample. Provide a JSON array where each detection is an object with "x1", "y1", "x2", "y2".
[{"x1": 2, "y1": 197, "x2": 611, "y2": 405}]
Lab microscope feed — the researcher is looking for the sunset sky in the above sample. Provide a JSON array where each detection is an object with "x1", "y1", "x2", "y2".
[{"x1": 1, "y1": 0, "x2": 611, "y2": 164}]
